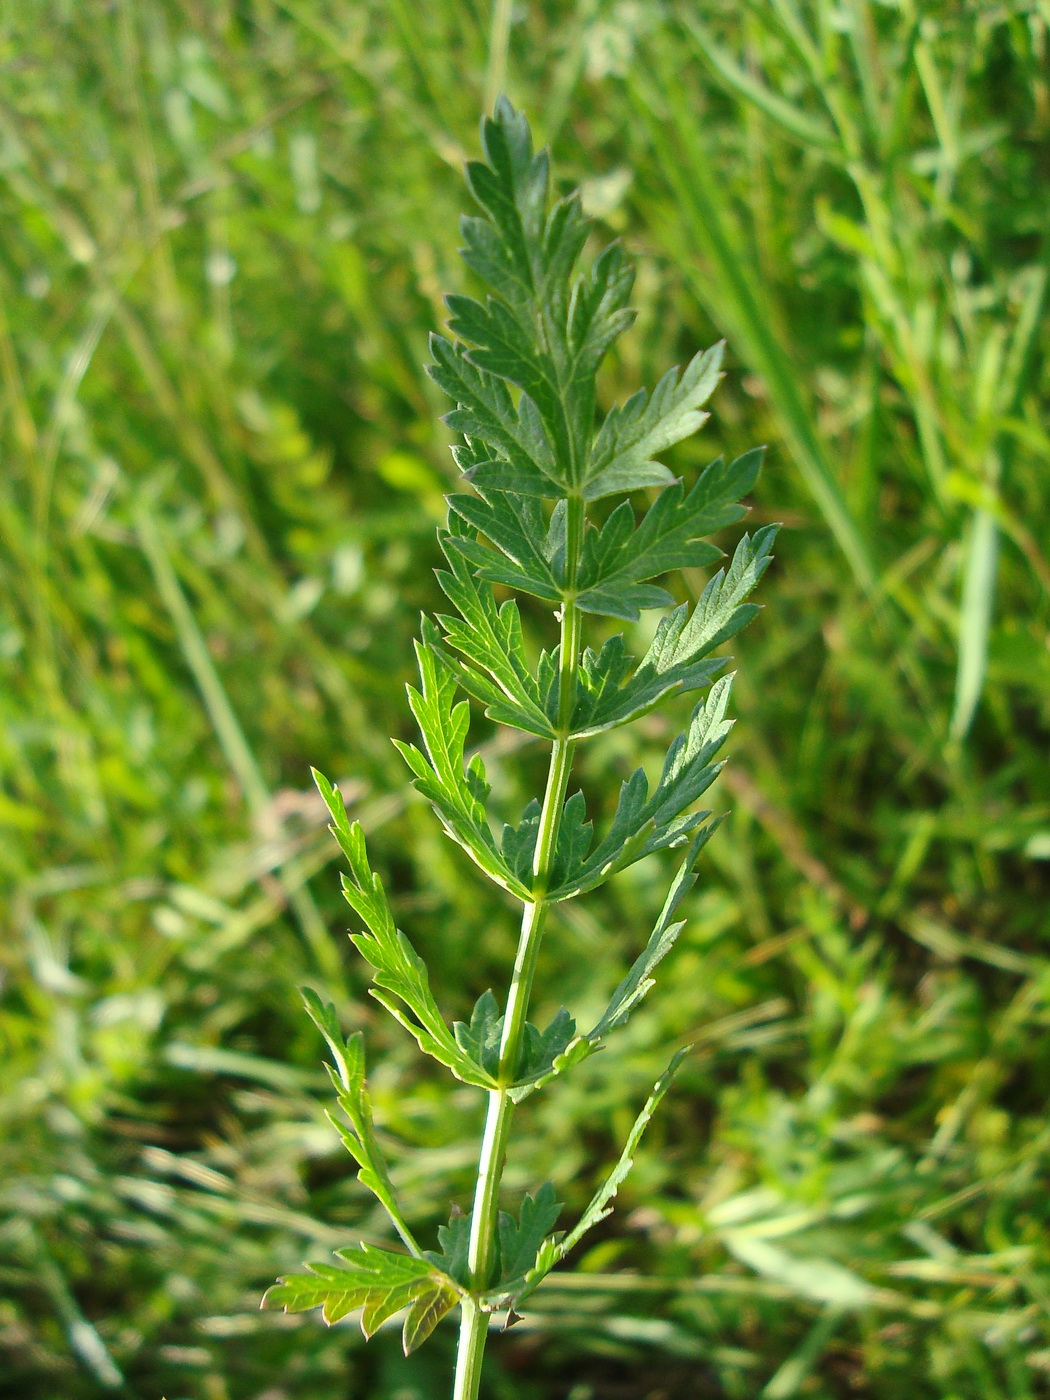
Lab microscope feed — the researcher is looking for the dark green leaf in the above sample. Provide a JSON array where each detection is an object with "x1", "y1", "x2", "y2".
[
  {"x1": 501, "y1": 798, "x2": 540, "y2": 887},
  {"x1": 447, "y1": 292, "x2": 571, "y2": 468},
  {"x1": 516, "y1": 1006, "x2": 577, "y2": 1085},
  {"x1": 497, "y1": 1182, "x2": 563, "y2": 1286},
  {"x1": 431, "y1": 542, "x2": 554, "y2": 737},
  {"x1": 570, "y1": 525, "x2": 779, "y2": 738},
  {"x1": 576, "y1": 449, "x2": 764, "y2": 619},
  {"x1": 640, "y1": 524, "x2": 780, "y2": 671},
  {"x1": 430, "y1": 100, "x2": 641, "y2": 496},
  {"x1": 429, "y1": 334, "x2": 560, "y2": 496},
  {"x1": 583, "y1": 342, "x2": 725, "y2": 500},
  {"x1": 462, "y1": 98, "x2": 548, "y2": 308},
  {"x1": 453, "y1": 990, "x2": 503, "y2": 1080},
  {"x1": 426, "y1": 1211, "x2": 473, "y2": 1289},
  {"x1": 568, "y1": 242, "x2": 636, "y2": 387},
  {"x1": 549, "y1": 790, "x2": 593, "y2": 889},
  {"x1": 548, "y1": 677, "x2": 736, "y2": 900},
  {"x1": 445, "y1": 488, "x2": 564, "y2": 604}
]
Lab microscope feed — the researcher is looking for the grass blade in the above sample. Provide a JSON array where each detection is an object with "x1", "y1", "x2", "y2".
[
  {"x1": 628, "y1": 52, "x2": 877, "y2": 593},
  {"x1": 948, "y1": 507, "x2": 998, "y2": 741},
  {"x1": 134, "y1": 495, "x2": 343, "y2": 983}
]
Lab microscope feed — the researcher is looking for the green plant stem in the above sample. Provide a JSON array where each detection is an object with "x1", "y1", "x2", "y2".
[{"x1": 453, "y1": 495, "x2": 585, "y2": 1400}]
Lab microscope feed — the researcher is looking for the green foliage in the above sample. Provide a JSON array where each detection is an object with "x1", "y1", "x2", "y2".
[
  {"x1": 267, "y1": 99, "x2": 773, "y2": 1391},
  {"x1": 264, "y1": 1242, "x2": 462, "y2": 1353},
  {"x1": 3, "y1": 3, "x2": 1049, "y2": 1398},
  {"x1": 299, "y1": 988, "x2": 419, "y2": 1252},
  {"x1": 496, "y1": 1183, "x2": 563, "y2": 1289},
  {"x1": 313, "y1": 771, "x2": 499, "y2": 1088},
  {"x1": 392, "y1": 643, "x2": 533, "y2": 900},
  {"x1": 494, "y1": 1047, "x2": 692, "y2": 1312},
  {"x1": 582, "y1": 343, "x2": 723, "y2": 500},
  {"x1": 575, "y1": 443, "x2": 755, "y2": 620}
]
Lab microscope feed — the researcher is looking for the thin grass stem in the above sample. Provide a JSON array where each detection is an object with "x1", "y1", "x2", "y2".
[{"x1": 483, "y1": 0, "x2": 514, "y2": 114}]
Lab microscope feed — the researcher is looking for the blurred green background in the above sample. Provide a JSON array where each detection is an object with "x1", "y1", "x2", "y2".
[{"x1": 2, "y1": 2, "x2": 1049, "y2": 1397}]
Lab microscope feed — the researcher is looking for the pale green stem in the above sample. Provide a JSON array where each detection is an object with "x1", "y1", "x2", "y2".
[{"x1": 453, "y1": 495, "x2": 585, "y2": 1400}]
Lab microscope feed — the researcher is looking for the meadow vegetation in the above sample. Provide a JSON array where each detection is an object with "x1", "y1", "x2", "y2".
[{"x1": 1, "y1": 3, "x2": 1049, "y2": 1398}]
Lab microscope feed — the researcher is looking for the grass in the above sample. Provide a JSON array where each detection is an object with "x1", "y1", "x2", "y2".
[{"x1": 1, "y1": 2, "x2": 1049, "y2": 1397}]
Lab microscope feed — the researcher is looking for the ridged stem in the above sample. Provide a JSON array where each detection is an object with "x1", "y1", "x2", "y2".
[{"x1": 452, "y1": 495, "x2": 585, "y2": 1400}]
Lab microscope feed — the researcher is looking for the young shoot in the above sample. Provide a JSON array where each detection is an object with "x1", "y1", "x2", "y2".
[{"x1": 264, "y1": 100, "x2": 778, "y2": 1399}]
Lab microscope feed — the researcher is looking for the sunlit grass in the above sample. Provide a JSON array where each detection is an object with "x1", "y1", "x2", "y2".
[{"x1": 1, "y1": 3, "x2": 1049, "y2": 1397}]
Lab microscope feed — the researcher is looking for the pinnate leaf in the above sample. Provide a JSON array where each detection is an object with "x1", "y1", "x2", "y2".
[
  {"x1": 445, "y1": 488, "x2": 564, "y2": 603},
  {"x1": 587, "y1": 826, "x2": 719, "y2": 1041},
  {"x1": 453, "y1": 990, "x2": 503, "y2": 1079},
  {"x1": 643, "y1": 523, "x2": 780, "y2": 671},
  {"x1": 548, "y1": 676, "x2": 737, "y2": 900},
  {"x1": 427, "y1": 1211, "x2": 472, "y2": 1288},
  {"x1": 393, "y1": 645, "x2": 531, "y2": 900},
  {"x1": 430, "y1": 334, "x2": 560, "y2": 497},
  {"x1": 492, "y1": 1050, "x2": 691, "y2": 1309},
  {"x1": 461, "y1": 98, "x2": 549, "y2": 308},
  {"x1": 299, "y1": 988, "x2": 419, "y2": 1251},
  {"x1": 571, "y1": 525, "x2": 779, "y2": 738},
  {"x1": 431, "y1": 540, "x2": 554, "y2": 737},
  {"x1": 516, "y1": 1007, "x2": 577, "y2": 1085},
  {"x1": 313, "y1": 771, "x2": 499, "y2": 1087},
  {"x1": 453, "y1": 989, "x2": 577, "y2": 1087},
  {"x1": 582, "y1": 342, "x2": 725, "y2": 500},
  {"x1": 510, "y1": 832, "x2": 717, "y2": 1100},
  {"x1": 497, "y1": 1182, "x2": 563, "y2": 1286},
  {"x1": 264, "y1": 1243, "x2": 461, "y2": 1355},
  {"x1": 576, "y1": 448, "x2": 764, "y2": 620},
  {"x1": 446, "y1": 292, "x2": 571, "y2": 470},
  {"x1": 431, "y1": 99, "x2": 640, "y2": 497}
]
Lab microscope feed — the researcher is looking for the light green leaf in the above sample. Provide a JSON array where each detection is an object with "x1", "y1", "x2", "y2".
[
  {"x1": 402, "y1": 1281, "x2": 461, "y2": 1354},
  {"x1": 496, "y1": 1047, "x2": 691, "y2": 1308},
  {"x1": 681, "y1": 14, "x2": 840, "y2": 153},
  {"x1": 588, "y1": 826, "x2": 719, "y2": 1040},
  {"x1": 300, "y1": 989, "x2": 421, "y2": 1256},
  {"x1": 949, "y1": 507, "x2": 998, "y2": 741},
  {"x1": 313, "y1": 771, "x2": 499, "y2": 1087},
  {"x1": 723, "y1": 1235, "x2": 873, "y2": 1309},
  {"x1": 392, "y1": 646, "x2": 532, "y2": 900},
  {"x1": 264, "y1": 1241, "x2": 463, "y2": 1350}
]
